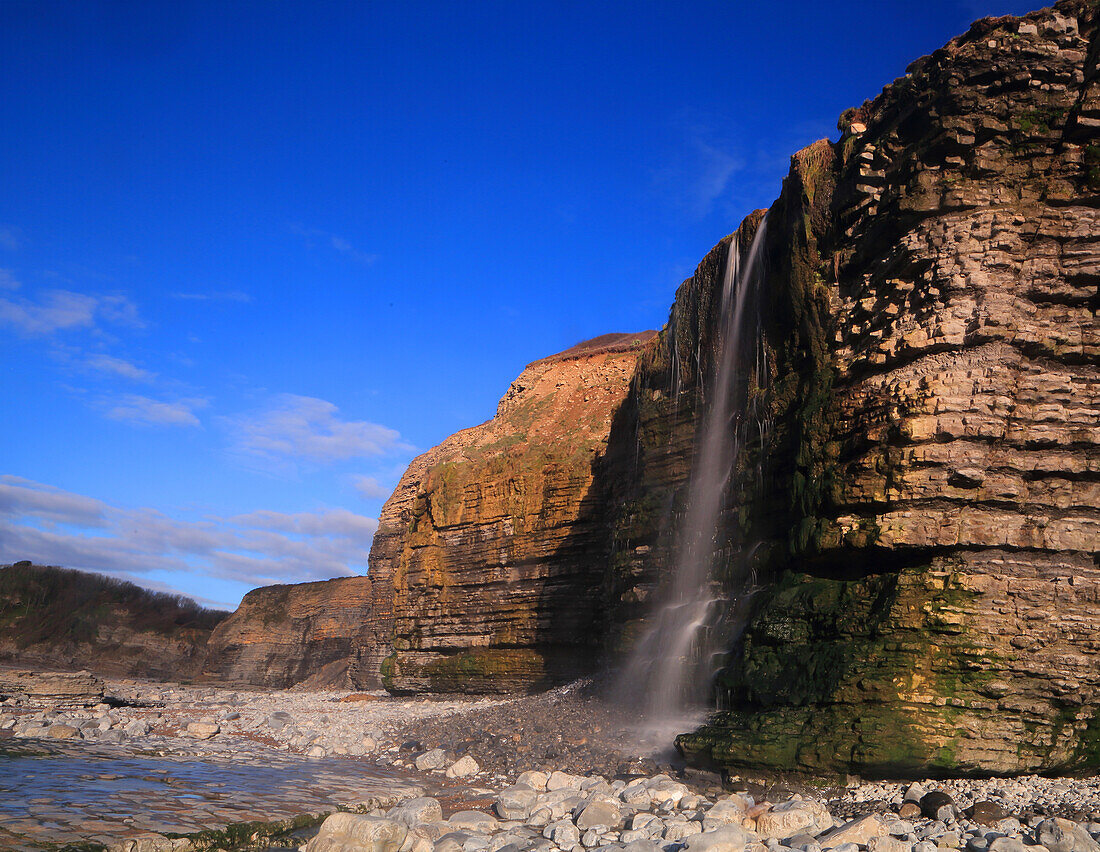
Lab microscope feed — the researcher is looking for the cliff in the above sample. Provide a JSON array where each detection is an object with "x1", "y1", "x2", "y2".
[
  {"x1": 672, "y1": 0, "x2": 1100, "y2": 776},
  {"x1": 201, "y1": 577, "x2": 374, "y2": 688},
  {"x1": 195, "y1": 0, "x2": 1099, "y2": 778},
  {"x1": 364, "y1": 332, "x2": 655, "y2": 693},
  {"x1": 0, "y1": 562, "x2": 226, "y2": 681}
]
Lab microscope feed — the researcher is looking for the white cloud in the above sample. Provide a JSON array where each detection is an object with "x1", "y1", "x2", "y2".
[
  {"x1": 106, "y1": 395, "x2": 207, "y2": 428},
  {"x1": 0, "y1": 289, "x2": 141, "y2": 335},
  {"x1": 352, "y1": 474, "x2": 391, "y2": 500},
  {"x1": 0, "y1": 477, "x2": 378, "y2": 599},
  {"x1": 86, "y1": 354, "x2": 156, "y2": 382},
  {"x1": 227, "y1": 394, "x2": 406, "y2": 463},
  {"x1": 171, "y1": 290, "x2": 252, "y2": 303},
  {"x1": 290, "y1": 224, "x2": 378, "y2": 266}
]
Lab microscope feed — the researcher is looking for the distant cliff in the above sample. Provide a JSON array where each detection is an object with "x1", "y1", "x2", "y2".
[
  {"x1": 0, "y1": 562, "x2": 226, "y2": 680},
  {"x1": 201, "y1": 577, "x2": 373, "y2": 688}
]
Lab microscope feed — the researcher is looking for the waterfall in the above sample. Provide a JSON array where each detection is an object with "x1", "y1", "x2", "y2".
[{"x1": 620, "y1": 215, "x2": 769, "y2": 736}]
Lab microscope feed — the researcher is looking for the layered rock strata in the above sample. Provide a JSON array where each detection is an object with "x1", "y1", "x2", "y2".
[
  {"x1": 202, "y1": 577, "x2": 375, "y2": 688},
  {"x1": 365, "y1": 333, "x2": 655, "y2": 693},
  {"x1": 674, "y1": 0, "x2": 1100, "y2": 775}
]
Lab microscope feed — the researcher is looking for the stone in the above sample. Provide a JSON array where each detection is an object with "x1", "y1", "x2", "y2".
[
  {"x1": 266, "y1": 711, "x2": 294, "y2": 730},
  {"x1": 682, "y1": 824, "x2": 760, "y2": 852},
  {"x1": 544, "y1": 820, "x2": 581, "y2": 846},
  {"x1": 306, "y1": 814, "x2": 408, "y2": 852},
  {"x1": 870, "y1": 838, "x2": 914, "y2": 852},
  {"x1": 389, "y1": 797, "x2": 444, "y2": 827},
  {"x1": 645, "y1": 776, "x2": 690, "y2": 806},
  {"x1": 575, "y1": 799, "x2": 624, "y2": 830},
  {"x1": 446, "y1": 755, "x2": 480, "y2": 778},
  {"x1": 450, "y1": 812, "x2": 500, "y2": 834},
  {"x1": 899, "y1": 804, "x2": 922, "y2": 820},
  {"x1": 1035, "y1": 819, "x2": 1100, "y2": 852},
  {"x1": 921, "y1": 792, "x2": 956, "y2": 822},
  {"x1": 547, "y1": 770, "x2": 586, "y2": 791},
  {"x1": 518, "y1": 771, "x2": 550, "y2": 791},
  {"x1": 664, "y1": 820, "x2": 704, "y2": 841},
  {"x1": 436, "y1": 832, "x2": 470, "y2": 852},
  {"x1": 184, "y1": 721, "x2": 219, "y2": 739},
  {"x1": 416, "y1": 749, "x2": 448, "y2": 771},
  {"x1": 496, "y1": 785, "x2": 541, "y2": 821},
  {"x1": 755, "y1": 799, "x2": 834, "y2": 839},
  {"x1": 704, "y1": 796, "x2": 751, "y2": 832},
  {"x1": 819, "y1": 815, "x2": 890, "y2": 847},
  {"x1": 988, "y1": 839, "x2": 1029, "y2": 852},
  {"x1": 46, "y1": 723, "x2": 79, "y2": 739},
  {"x1": 967, "y1": 802, "x2": 1013, "y2": 826}
]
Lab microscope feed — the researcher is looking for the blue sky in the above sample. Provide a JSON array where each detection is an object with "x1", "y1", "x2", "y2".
[{"x1": 0, "y1": 0, "x2": 1039, "y2": 610}]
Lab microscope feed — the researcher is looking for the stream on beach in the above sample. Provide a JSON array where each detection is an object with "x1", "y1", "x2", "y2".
[{"x1": 0, "y1": 741, "x2": 435, "y2": 851}]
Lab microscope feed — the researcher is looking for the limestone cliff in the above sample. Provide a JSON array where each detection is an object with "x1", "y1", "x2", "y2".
[
  {"x1": 365, "y1": 333, "x2": 655, "y2": 693},
  {"x1": 201, "y1": 577, "x2": 374, "y2": 688},
  {"x1": 670, "y1": 0, "x2": 1100, "y2": 776}
]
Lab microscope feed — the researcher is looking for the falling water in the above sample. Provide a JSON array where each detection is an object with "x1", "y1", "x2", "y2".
[{"x1": 620, "y1": 215, "x2": 770, "y2": 738}]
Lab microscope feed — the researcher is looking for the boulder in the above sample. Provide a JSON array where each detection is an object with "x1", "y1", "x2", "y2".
[
  {"x1": 449, "y1": 812, "x2": 500, "y2": 834},
  {"x1": 495, "y1": 785, "x2": 541, "y2": 821},
  {"x1": 683, "y1": 824, "x2": 759, "y2": 852},
  {"x1": 517, "y1": 771, "x2": 549, "y2": 791},
  {"x1": 546, "y1": 770, "x2": 585, "y2": 791},
  {"x1": 415, "y1": 749, "x2": 448, "y2": 771},
  {"x1": 920, "y1": 792, "x2": 956, "y2": 821},
  {"x1": 306, "y1": 814, "x2": 408, "y2": 852},
  {"x1": 185, "y1": 722, "x2": 220, "y2": 739},
  {"x1": 819, "y1": 815, "x2": 890, "y2": 847},
  {"x1": 1035, "y1": 819, "x2": 1100, "y2": 852},
  {"x1": 575, "y1": 799, "x2": 624, "y2": 830},
  {"x1": 446, "y1": 755, "x2": 480, "y2": 778},
  {"x1": 755, "y1": 799, "x2": 833, "y2": 839},
  {"x1": 388, "y1": 797, "x2": 444, "y2": 827}
]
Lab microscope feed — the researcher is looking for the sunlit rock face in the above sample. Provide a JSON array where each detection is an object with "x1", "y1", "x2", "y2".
[
  {"x1": 202, "y1": 0, "x2": 1100, "y2": 776},
  {"x1": 676, "y1": 0, "x2": 1100, "y2": 776},
  {"x1": 363, "y1": 333, "x2": 656, "y2": 694},
  {"x1": 202, "y1": 577, "x2": 375, "y2": 688}
]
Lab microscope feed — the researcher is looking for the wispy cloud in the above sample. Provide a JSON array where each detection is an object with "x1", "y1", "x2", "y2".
[
  {"x1": 0, "y1": 289, "x2": 141, "y2": 335},
  {"x1": 226, "y1": 394, "x2": 407, "y2": 464},
  {"x1": 170, "y1": 290, "x2": 252, "y2": 303},
  {"x1": 352, "y1": 474, "x2": 391, "y2": 500},
  {"x1": 653, "y1": 117, "x2": 744, "y2": 219},
  {"x1": 0, "y1": 475, "x2": 107, "y2": 527},
  {"x1": 86, "y1": 354, "x2": 156, "y2": 382},
  {"x1": 106, "y1": 394, "x2": 207, "y2": 428},
  {"x1": 230, "y1": 508, "x2": 378, "y2": 543},
  {"x1": 290, "y1": 224, "x2": 378, "y2": 266},
  {"x1": 0, "y1": 476, "x2": 377, "y2": 600},
  {"x1": 0, "y1": 227, "x2": 21, "y2": 251},
  {"x1": 0, "y1": 269, "x2": 20, "y2": 290}
]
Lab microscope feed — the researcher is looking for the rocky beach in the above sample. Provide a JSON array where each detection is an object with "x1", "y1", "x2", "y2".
[{"x1": 6, "y1": 672, "x2": 1100, "y2": 851}]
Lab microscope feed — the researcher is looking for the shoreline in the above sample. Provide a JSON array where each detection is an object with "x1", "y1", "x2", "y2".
[{"x1": 3, "y1": 676, "x2": 1100, "y2": 850}]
